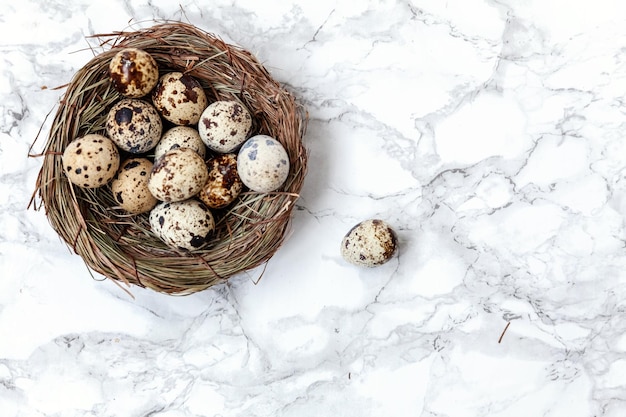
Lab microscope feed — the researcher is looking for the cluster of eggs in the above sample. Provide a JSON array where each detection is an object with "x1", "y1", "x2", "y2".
[{"x1": 61, "y1": 48, "x2": 291, "y2": 251}]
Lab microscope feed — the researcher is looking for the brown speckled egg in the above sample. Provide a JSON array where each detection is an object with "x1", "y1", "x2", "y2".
[
  {"x1": 111, "y1": 158, "x2": 157, "y2": 214},
  {"x1": 62, "y1": 134, "x2": 120, "y2": 188},
  {"x1": 341, "y1": 219, "x2": 398, "y2": 267},
  {"x1": 237, "y1": 135, "x2": 290, "y2": 192},
  {"x1": 105, "y1": 98, "x2": 162, "y2": 154},
  {"x1": 198, "y1": 100, "x2": 252, "y2": 153},
  {"x1": 148, "y1": 147, "x2": 208, "y2": 202},
  {"x1": 199, "y1": 154, "x2": 243, "y2": 209},
  {"x1": 149, "y1": 199, "x2": 215, "y2": 251},
  {"x1": 151, "y1": 72, "x2": 208, "y2": 125},
  {"x1": 108, "y1": 48, "x2": 159, "y2": 98},
  {"x1": 154, "y1": 126, "x2": 206, "y2": 160}
]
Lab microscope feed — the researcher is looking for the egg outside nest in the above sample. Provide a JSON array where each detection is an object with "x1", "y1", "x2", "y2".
[{"x1": 341, "y1": 219, "x2": 399, "y2": 267}]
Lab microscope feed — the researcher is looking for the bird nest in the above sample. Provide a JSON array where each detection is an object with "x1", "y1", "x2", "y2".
[{"x1": 31, "y1": 22, "x2": 308, "y2": 295}]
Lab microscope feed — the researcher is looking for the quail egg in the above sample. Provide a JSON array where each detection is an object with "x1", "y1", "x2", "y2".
[
  {"x1": 148, "y1": 147, "x2": 209, "y2": 202},
  {"x1": 62, "y1": 133, "x2": 120, "y2": 188},
  {"x1": 237, "y1": 135, "x2": 290, "y2": 192},
  {"x1": 111, "y1": 158, "x2": 157, "y2": 214},
  {"x1": 108, "y1": 47, "x2": 159, "y2": 98},
  {"x1": 341, "y1": 219, "x2": 398, "y2": 267},
  {"x1": 149, "y1": 199, "x2": 215, "y2": 251},
  {"x1": 151, "y1": 72, "x2": 208, "y2": 125},
  {"x1": 198, "y1": 100, "x2": 252, "y2": 153},
  {"x1": 154, "y1": 126, "x2": 206, "y2": 160},
  {"x1": 105, "y1": 98, "x2": 163, "y2": 154},
  {"x1": 199, "y1": 153, "x2": 243, "y2": 209}
]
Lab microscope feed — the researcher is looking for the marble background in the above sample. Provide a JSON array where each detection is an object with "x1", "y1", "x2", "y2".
[{"x1": 2, "y1": 0, "x2": 626, "y2": 415}]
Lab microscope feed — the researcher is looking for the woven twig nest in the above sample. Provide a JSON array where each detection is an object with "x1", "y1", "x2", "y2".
[{"x1": 32, "y1": 22, "x2": 308, "y2": 295}]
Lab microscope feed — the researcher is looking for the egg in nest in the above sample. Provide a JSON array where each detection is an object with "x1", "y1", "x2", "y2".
[
  {"x1": 199, "y1": 153, "x2": 243, "y2": 209},
  {"x1": 108, "y1": 47, "x2": 159, "y2": 98},
  {"x1": 148, "y1": 147, "x2": 209, "y2": 202},
  {"x1": 237, "y1": 135, "x2": 290, "y2": 193},
  {"x1": 105, "y1": 98, "x2": 163, "y2": 154},
  {"x1": 62, "y1": 134, "x2": 120, "y2": 188},
  {"x1": 154, "y1": 126, "x2": 207, "y2": 161},
  {"x1": 111, "y1": 158, "x2": 157, "y2": 214},
  {"x1": 149, "y1": 199, "x2": 215, "y2": 251},
  {"x1": 152, "y1": 72, "x2": 208, "y2": 126},
  {"x1": 198, "y1": 100, "x2": 252, "y2": 153}
]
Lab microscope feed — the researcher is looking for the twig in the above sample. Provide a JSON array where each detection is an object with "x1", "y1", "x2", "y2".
[{"x1": 498, "y1": 322, "x2": 511, "y2": 343}]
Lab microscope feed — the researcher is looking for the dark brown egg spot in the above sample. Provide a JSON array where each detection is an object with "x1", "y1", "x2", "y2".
[
  {"x1": 179, "y1": 75, "x2": 200, "y2": 103},
  {"x1": 203, "y1": 118, "x2": 217, "y2": 129},
  {"x1": 124, "y1": 160, "x2": 141, "y2": 170},
  {"x1": 115, "y1": 107, "x2": 133, "y2": 124},
  {"x1": 190, "y1": 234, "x2": 207, "y2": 248}
]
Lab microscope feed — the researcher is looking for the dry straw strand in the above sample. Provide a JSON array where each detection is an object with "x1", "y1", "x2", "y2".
[{"x1": 32, "y1": 22, "x2": 308, "y2": 295}]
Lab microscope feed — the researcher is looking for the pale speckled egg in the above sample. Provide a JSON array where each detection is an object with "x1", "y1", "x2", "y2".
[
  {"x1": 148, "y1": 147, "x2": 209, "y2": 202},
  {"x1": 154, "y1": 126, "x2": 206, "y2": 160},
  {"x1": 149, "y1": 199, "x2": 215, "y2": 251},
  {"x1": 199, "y1": 154, "x2": 243, "y2": 209},
  {"x1": 198, "y1": 100, "x2": 252, "y2": 153},
  {"x1": 111, "y1": 158, "x2": 157, "y2": 214},
  {"x1": 108, "y1": 48, "x2": 159, "y2": 98},
  {"x1": 237, "y1": 135, "x2": 290, "y2": 192},
  {"x1": 62, "y1": 134, "x2": 120, "y2": 188},
  {"x1": 105, "y1": 98, "x2": 162, "y2": 154},
  {"x1": 341, "y1": 219, "x2": 398, "y2": 267},
  {"x1": 151, "y1": 72, "x2": 208, "y2": 125}
]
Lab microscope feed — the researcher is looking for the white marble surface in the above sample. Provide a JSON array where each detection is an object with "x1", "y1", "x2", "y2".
[{"x1": 2, "y1": 0, "x2": 626, "y2": 415}]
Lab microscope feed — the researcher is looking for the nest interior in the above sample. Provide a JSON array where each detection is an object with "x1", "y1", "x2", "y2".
[{"x1": 33, "y1": 22, "x2": 308, "y2": 295}]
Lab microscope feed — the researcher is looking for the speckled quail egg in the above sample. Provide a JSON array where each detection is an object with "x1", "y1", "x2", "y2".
[
  {"x1": 105, "y1": 98, "x2": 163, "y2": 154},
  {"x1": 199, "y1": 153, "x2": 243, "y2": 209},
  {"x1": 108, "y1": 48, "x2": 159, "y2": 98},
  {"x1": 149, "y1": 199, "x2": 215, "y2": 251},
  {"x1": 62, "y1": 133, "x2": 120, "y2": 188},
  {"x1": 151, "y1": 72, "x2": 208, "y2": 125},
  {"x1": 154, "y1": 126, "x2": 206, "y2": 160},
  {"x1": 198, "y1": 100, "x2": 252, "y2": 153},
  {"x1": 237, "y1": 135, "x2": 290, "y2": 192},
  {"x1": 148, "y1": 147, "x2": 209, "y2": 202},
  {"x1": 111, "y1": 158, "x2": 157, "y2": 214},
  {"x1": 341, "y1": 219, "x2": 398, "y2": 267}
]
